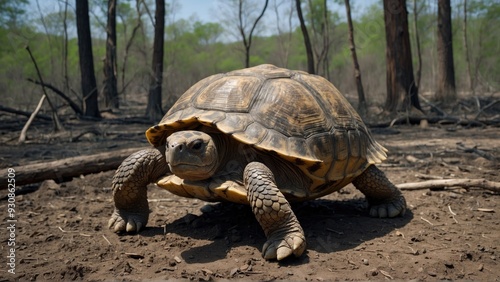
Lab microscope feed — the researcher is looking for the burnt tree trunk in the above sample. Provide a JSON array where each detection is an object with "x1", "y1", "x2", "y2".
[
  {"x1": 344, "y1": 0, "x2": 366, "y2": 115},
  {"x1": 0, "y1": 148, "x2": 143, "y2": 187},
  {"x1": 76, "y1": 0, "x2": 100, "y2": 118},
  {"x1": 412, "y1": 0, "x2": 422, "y2": 89},
  {"x1": 436, "y1": 0, "x2": 456, "y2": 104},
  {"x1": 383, "y1": 0, "x2": 421, "y2": 113},
  {"x1": 296, "y1": 0, "x2": 315, "y2": 74},
  {"x1": 146, "y1": 0, "x2": 165, "y2": 121},
  {"x1": 104, "y1": 0, "x2": 119, "y2": 109}
]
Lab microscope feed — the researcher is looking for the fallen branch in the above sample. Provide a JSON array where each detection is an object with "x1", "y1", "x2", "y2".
[
  {"x1": 0, "y1": 104, "x2": 52, "y2": 121},
  {"x1": 0, "y1": 147, "x2": 144, "y2": 187},
  {"x1": 27, "y1": 78, "x2": 83, "y2": 115},
  {"x1": 475, "y1": 100, "x2": 500, "y2": 119},
  {"x1": 397, "y1": 178, "x2": 500, "y2": 193},
  {"x1": 457, "y1": 143, "x2": 497, "y2": 162},
  {"x1": 368, "y1": 116, "x2": 490, "y2": 128}
]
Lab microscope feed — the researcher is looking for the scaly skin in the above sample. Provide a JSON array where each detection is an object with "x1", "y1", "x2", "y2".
[
  {"x1": 108, "y1": 148, "x2": 169, "y2": 233},
  {"x1": 352, "y1": 165, "x2": 406, "y2": 218},
  {"x1": 244, "y1": 162, "x2": 306, "y2": 261}
]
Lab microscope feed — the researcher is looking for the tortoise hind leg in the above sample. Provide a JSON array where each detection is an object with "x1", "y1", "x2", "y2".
[
  {"x1": 244, "y1": 162, "x2": 306, "y2": 261},
  {"x1": 108, "y1": 148, "x2": 169, "y2": 233},
  {"x1": 352, "y1": 165, "x2": 406, "y2": 218}
]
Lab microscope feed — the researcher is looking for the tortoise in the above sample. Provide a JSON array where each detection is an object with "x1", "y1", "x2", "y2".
[{"x1": 108, "y1": 64, "x2": 406, "y2": 261}]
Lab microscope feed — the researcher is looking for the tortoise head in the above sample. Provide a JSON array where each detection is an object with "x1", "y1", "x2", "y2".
[{"x1": 165, "y1": 130, "x2": 219, "y2": 181}]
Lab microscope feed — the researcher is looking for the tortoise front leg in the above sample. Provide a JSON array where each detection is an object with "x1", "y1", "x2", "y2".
[
  {"x1": 352, "y1": 165, "x2": 406, "y2": 218},
  {"x1": 244, "y1": 162, "x2": 306, "y2": 261},
  {"x1": 108, "y1": 147, "x2": 169, "y2": 233}
]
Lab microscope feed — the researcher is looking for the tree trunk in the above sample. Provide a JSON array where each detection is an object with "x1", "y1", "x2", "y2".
[
  {"x1": 62, "y1": 0, "x2": 70, "y2": 94},
  {"x1": 104, "y1": 0, "x2": 119, "y2": 109},
  {"x1": 436, "y1": 0, "x2": 456, "y2": 104},
  {"x1": 462, "y1": 0, "x2": 473, "y2": 95},
  {"x1": 76, "y1": 0, "x2": 101, "y2": 118},
  {"x1": 296, "y1": 0, "x2": 315, "y2": 74},
  {"x1": 146, "y1": 0, "x2": 165, "y2": 121},
  {"x1": 344, "y1": 0, "x2": 366, "y2": 115},
  {"x1": 383, "y1": 0, "x2": 421, "y2": 113},
  {"x1": 0, "y1": 148, "x2": 143, "y2": 187},
  {"x1": 412, "y1": 0, "x2": 422, "y2": 89},
  {"x1": 238, "y1": 0, "x2": 269, "y2": 68}
]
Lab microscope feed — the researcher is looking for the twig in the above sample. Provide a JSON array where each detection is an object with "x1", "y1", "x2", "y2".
[
  {"x1": 19, "y1": 95, "x2": 46, "y2": 143},
  {"x1": 102, "y1": 234, "x2": 112, "y2": 245},
  {"x1": 415, "y1": 173, "x2": 445, "y2": 180},
  {"x1": 379, "y1": 269, "x2": 394, "y2": 280},
  {"x1": 448, "y1": 205, "x2": 457, "y2": 216},
  {"x1": 148, "y1": 198, "x2": 176, "y2": 202},
  {"x1": 420, "y1": 217, "x2": 434, "y2": 226},
  {"x1": 397, "y1": 179, "x2": 500, "y2": 193},
  {"x1": 58, "y1": 226, "x2": 78, "y2": 233}
]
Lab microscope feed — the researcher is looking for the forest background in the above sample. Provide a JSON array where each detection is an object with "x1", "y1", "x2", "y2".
[{"x1": 0, "y1": 0, "x2": 498, "y2": 122}]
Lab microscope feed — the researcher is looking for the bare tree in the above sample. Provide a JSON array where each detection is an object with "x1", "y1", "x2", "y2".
[
  {"x1": 436, "y1": 0, "x2": 456, "y2": 104},
  {"x1": 383, "y1": 0, "x2": 421, "y2": 113},
  {"x1": 76, "y1": 0, "x2": 100, "y2": 118},
  {"x1": 61, "y1": 0, "x2": 70, "y2": 94},
  {"x1": 412, "y1": 0, "x2": 422, "y2": 89},
  {"x1": 272, "y1": 0, "x2": 295, "y2": 67},
  {"x1": 104, "y1": 0, "x2": 119, "y2": 109},
  {"x1": 296, "y1": 0, "x2": 314, "y2": 74},
  {"x1": 146, "y1": 0, "x2": 165, "y2": 121},
  {"x1": 118, "y1": 0, "x2": 142, "y2": 100},
  {"x1": 306, "y1": 0, "x2": 331, "y2": 78},
  {"x1": 237, "y1": 0, "x2": 269, "y2": 68},
  {"x1": 344, "y1": 0, "x2": 366, "y2": 115},
  {"x1": 462, "y1": 0, "x2": 473, "y2": 96}
]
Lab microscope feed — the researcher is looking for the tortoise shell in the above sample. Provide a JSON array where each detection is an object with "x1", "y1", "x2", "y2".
[{"x1": 146, "y1": 64, "x2": 387, "y2": 192}]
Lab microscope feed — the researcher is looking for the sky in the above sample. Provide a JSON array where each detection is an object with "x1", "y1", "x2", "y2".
[
  {"x1": 26, "y1": 0, "x2": 380, "y2": 40},
  {"x1": 29, "y1": 0, "x2": 380, "y2": 24}
]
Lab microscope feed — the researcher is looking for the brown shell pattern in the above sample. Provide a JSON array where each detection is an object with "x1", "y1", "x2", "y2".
[{"x1": 146, "y1": 64, "x2": 387, "y2": 184}]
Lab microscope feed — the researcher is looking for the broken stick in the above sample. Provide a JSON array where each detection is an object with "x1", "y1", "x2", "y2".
[{"x1": 397, "y1": 178, "x2": 500, "y2": 193}]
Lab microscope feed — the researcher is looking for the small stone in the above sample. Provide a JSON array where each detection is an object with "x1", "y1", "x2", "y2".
[
  {"x1": 427, "y1": 270, "x2": 437, "y2": 277},
  {"x1": 368, "y1": 268, "x2": 378, "y2": 276},
  {"x1": 229, "y1": 267, "x2": 239, "y2": 277},
  {"x1": 444, "y1": 261, "x2": 454, "y2": 269},
  {"x1": 174, "y1": 256, "x2": 182, "y2": 263},
  {"x1": 362, "y1": 259, "x2": 369, "y2": 265},
  {"x1": 477, "y1": 264, "x2": 484, "y2": 271}
]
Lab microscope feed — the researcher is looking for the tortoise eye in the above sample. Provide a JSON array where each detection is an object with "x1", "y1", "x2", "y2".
[{"x1": 190, "y1": 140, "x2": 203, "y2": 151}]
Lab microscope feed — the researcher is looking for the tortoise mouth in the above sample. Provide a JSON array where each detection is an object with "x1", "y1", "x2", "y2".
[{"x1": 168, "y1": 162, "x2": 216, "y2": 181}]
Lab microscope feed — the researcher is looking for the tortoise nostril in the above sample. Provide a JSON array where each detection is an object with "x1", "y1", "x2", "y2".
[{"x1": 171, "y1": 143, "x2": 183, "y2": 152}]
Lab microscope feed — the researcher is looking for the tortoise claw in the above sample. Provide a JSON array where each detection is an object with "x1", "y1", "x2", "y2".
[
  {"x1": 369, "y1": 195, "x2": 406, "y2": 218},
  {"x1": 262, "y1": 230, "x2": 306, "y2": 261},
  {"x1": 108, "y1": 209, "x2": 148, "y2": 233}
]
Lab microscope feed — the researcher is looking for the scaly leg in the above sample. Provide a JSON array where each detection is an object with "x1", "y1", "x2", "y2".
[
  {"x1": 244, "y1": 162, "x2": 306, "y2": 260},
  {"x1": 352, "y1": 165, "x2": 406, "y2": 218},
  {"x1": 108, "y1": 148, "x2": 169, "y2": 232}
]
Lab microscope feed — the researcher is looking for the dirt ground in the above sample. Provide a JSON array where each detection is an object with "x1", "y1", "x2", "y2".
[{"x1": 0, "y1": 112, "x2": 499, "y2": 281}]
